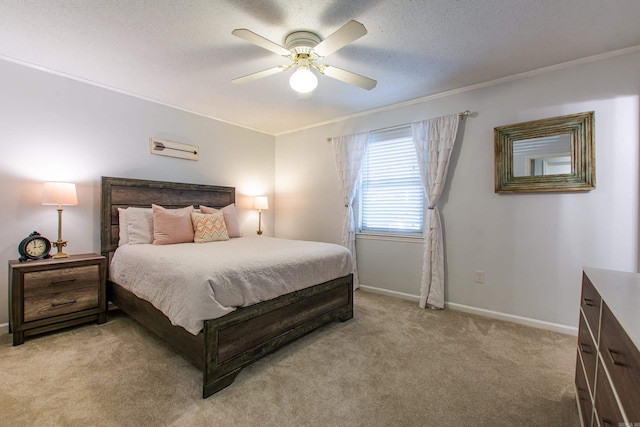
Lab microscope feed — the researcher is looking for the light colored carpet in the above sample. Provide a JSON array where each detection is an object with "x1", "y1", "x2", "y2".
[{"x1": 0, "y1": 291, "x2": 579, "y2": 427}]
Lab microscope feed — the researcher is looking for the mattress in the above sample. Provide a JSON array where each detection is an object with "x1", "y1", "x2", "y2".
[{"x1": 109, "y1": 236, "x2": 353, "y2": 335}]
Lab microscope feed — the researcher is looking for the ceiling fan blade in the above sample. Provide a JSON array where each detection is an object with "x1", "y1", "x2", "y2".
[
  {"x1": 232, "y1": 66, "x2": 285, "y2": 84},
  {"x1": 322, "y1": 65, "x2": 377, "y2": 90},
  {"x1": 313, "y1": 20, "x2": 367, "y2": 57},
  {"x1": 232, "y1": 29, "x2": 291, "y2": 56}
]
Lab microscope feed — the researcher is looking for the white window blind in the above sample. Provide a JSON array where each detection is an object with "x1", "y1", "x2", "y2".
[{"x1": 358, "y1": 125, "x2": 424, "y2": 236}]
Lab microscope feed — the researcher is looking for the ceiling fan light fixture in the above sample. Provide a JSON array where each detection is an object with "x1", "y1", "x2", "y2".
[
  {"x1": 289, "y1": 65, "x2": 318, "y2": 93},
  {"x1": 232, "y1": 21, "x2": 376, "y2": 92}
]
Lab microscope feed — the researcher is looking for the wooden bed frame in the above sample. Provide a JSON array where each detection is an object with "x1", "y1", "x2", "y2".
[{"x1": 100, "y1": 177, "x2": 353, "y2": 398}]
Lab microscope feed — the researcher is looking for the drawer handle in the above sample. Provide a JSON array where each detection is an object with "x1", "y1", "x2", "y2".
[
  {"x1": 607, "y1": 348, "x2": 629, "y2": 367},
  {"x1": 579, "y1": 342, "x2": 593, "y2": 354},
  {"x1": 51, "y1": 299, "x2": 77, "y2": 308},
  {"x1": 601, "y1": 417, "x2": 615, "y2": 426},
  {"x1": 582, "y1": 297, "x2": 597, "y2": 307},
  {"x1": 51, "y1": 278, "x2": 77, "y2": 285}
]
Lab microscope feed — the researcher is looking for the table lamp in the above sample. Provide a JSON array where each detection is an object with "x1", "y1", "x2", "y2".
[
  {"x1": 252, "y1": 196, "x2": 268, "y2": 235},
  {"x1": 42, "y1": 182, "x2": 78, "y2": 258}
]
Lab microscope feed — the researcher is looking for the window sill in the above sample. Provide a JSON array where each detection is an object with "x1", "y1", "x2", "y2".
[{"x1": 356, "y1": 233, "x2": 424, "y2": 243}]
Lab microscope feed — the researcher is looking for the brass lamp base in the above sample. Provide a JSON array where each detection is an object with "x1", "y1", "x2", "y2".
[
  {"x1": 51, "y1": 240, "x2": 69, "y2": 258},
  {"x1": 256, "y1": 210, "x2": 263, "y2": 235}
]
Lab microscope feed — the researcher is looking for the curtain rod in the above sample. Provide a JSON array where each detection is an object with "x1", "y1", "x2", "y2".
[{"x1": 326, "y1": 110, "x2": 472, "y2": 142}]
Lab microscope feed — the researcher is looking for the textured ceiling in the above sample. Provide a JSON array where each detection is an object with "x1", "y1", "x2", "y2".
[{"x1": 1, "y1": 0, "x2": 640, "y2": 135}]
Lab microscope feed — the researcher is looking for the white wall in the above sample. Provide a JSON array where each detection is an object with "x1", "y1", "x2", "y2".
[
  {"x1": 0, "y1": 59, "x2": 275, "y2": 324},
  {"x1": 275, "y1": 51, "x2": 640, "y2": 329},
  {"x1": 2, "y1": 50, "x2": 638, "y2": 331}
]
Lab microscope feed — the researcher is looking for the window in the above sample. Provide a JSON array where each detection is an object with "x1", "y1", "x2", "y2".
[{"x1": 358, "y1": 125, "x2": 424, "y2": 237}]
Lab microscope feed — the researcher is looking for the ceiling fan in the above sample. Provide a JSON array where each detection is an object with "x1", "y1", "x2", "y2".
[{"x1": 231, "y1": 20, "x2": 377, "y2": 93}]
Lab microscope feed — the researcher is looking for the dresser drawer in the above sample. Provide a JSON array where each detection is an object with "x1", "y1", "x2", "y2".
[
  {"x1": 23, "y1": 265, "x2": 100, "y2": 297},
  {"x1": 580, "y1": 273, "x2": 601, "y2": 338},
  {"x1": 600, "y1": 302, "x2": 640, "y2": 422},
  {"x1": 594, "y1": 361, "x2": 625, "y2": 427},
  {"x1": 24, "y1": 287, "x2": 99, "y2": 322},
  {"x1": 578, "y1": 311, "x2": 598, "y2": 392},
  {"x1": 575, "y1": 350, "x2": 593, "y2": 427}
]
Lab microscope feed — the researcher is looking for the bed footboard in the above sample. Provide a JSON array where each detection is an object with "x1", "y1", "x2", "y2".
[
  {"x1": 108, "y1": 281, "x2": 205, "y2": 369},
  {"x1": 202, "y1": 274, "x2": 353, "y2": 398}
]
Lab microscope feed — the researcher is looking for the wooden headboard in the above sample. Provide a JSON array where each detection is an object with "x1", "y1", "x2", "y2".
[{"x1": 101, "y1": 176, "x2": 235, "y2": 255}]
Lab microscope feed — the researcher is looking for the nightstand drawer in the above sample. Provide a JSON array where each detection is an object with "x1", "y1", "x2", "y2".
[
  {"x1": 24, "y1": 265, "x2": 99, "y2": 297},
  {"x1": 9, "y1": 253, "x2": 107, "y2": 345},
  {"x1": 24, "y1": 287, "x2": 99, "y2": 322}
]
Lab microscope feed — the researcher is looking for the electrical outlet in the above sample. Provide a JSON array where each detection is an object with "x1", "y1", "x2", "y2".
[{"x1": 474, "y1": 270, "x2": 485, "y2": 284}]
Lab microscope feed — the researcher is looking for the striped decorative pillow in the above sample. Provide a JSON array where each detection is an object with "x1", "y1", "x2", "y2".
[{"x1": 191, "y1": 211, "x2": 229, "y2": 243}]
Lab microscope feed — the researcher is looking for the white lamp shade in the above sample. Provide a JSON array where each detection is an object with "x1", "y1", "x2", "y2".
[
  {"x1": 42, "y1": 182, "x2": 78, "y2": 205},
  {"x1": 252, "y1": 196, "x2": 269, "y2": 210},
  {"x1": 289, "y1": 67, "x2": 318, "y2": 93}
]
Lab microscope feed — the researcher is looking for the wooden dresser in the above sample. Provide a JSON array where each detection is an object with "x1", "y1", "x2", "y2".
[
  {"x1": 576, "y1": 267, "x2": 640, "y2": 426},
  {"x1": 8, "y1": 253, "x2": 107, "y2": 345}
]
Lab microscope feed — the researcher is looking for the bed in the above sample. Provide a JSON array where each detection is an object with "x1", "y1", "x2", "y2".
[{"x1": 100, "y1": 176, "x2": 354, "y2": 398}]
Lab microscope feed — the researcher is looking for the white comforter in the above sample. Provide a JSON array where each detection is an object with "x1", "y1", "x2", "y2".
[{"x1": 109, "y1": 236, "x2": 352, "y2": 335}]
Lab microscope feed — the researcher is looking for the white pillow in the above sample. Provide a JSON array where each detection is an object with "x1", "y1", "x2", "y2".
[
  {"x1": 118, "y1": 208, "x2": 129, "y2": 246},
  {"x1": 127, "y1": 207, "x2": 154, "y2": 244},
  {"x1": 199, "y1": 203, "x2": 242, "y2": 238}
]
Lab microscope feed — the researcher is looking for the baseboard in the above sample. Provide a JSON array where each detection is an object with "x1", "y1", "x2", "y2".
[
  {"x1": 0, "y1": 322, "x2": 8, "y2": 332},
  {"x1": 445, "y1": 302, "x2": 578, "y2": 336},
  {"x1": 359, "y1": 284, "x2": 578, "y2": 336},
  {"x1": 359, "y1": 285, "x2": 421, "y2": 303}
]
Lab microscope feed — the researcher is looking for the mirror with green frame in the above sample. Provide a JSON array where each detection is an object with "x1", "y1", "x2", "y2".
[{"x1": 494, "y1": 111, "x2": 595, "y2": 193}]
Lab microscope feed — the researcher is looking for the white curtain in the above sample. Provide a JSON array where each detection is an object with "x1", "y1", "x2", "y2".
[
  {"x1": 331, "y1": 132, "x2": 369, "y2": 290},
  {"x1": 412, "y1": 114, "x2": 460, "y2": 308}
]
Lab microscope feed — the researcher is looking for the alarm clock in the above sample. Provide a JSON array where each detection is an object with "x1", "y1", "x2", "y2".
[{"x1": 18, "y1": 231, "x2": 52, "y2": 262}]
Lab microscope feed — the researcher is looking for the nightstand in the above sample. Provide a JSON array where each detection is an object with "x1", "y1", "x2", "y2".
[{"x1": 8, "y1": 253, "x2": 107, "y2": 346}]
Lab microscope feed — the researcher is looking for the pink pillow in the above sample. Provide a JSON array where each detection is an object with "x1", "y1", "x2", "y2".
[
  {"x1": 152, "y1": 204, "x2": 194, "y2": 245},
  {"x1": 200, "y1": 204, "x2": 241, "y2": 237}
]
